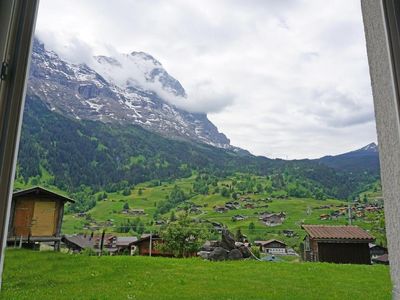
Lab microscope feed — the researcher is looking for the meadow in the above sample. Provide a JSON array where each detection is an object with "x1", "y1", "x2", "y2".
[{"x1": 0, "y1": 250, "x2": 391, "y2": 300}]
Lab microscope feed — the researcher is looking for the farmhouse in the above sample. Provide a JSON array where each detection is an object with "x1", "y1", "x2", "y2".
[
  {"x1": 231, "y1": 215, "x2": 246, "y2": 222},
  {"x1": 260, "y1": 213, "x2": 285, "y2": 226},
  {"x1": 62, "y1": 234, "x2": 137, "y2": 255},
  {"x1": 129, "y1": 234, "x2": 172, "y2": 257},
  {"x1": 319, "y1": 214, "x2": 330, "y2": 220},
  {"x1": 214, "y1": 206, "x2": 228, "y2": 213},
  {"x1": 255, "y1": 239, "x2": 287, "y2": 255},
  {"x1": 302, "y1": 225, "x2": 374, "y2": 264},
  {"x1": 7, "y1": 186, "x2": 74, "y2": 249}
]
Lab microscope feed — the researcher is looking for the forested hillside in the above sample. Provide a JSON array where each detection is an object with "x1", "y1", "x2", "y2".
[{"x1": 16, "y1": 96, "x2": 379, "y2": 202}]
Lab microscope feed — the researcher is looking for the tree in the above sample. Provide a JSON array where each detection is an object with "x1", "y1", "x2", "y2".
[
  {"x1": 248, "y1": 222, "x2": 255, "y2": 234},
  {"x1": 170, "y1": 210, "x2": 177, "y2": 222},
  {"x1": 159, "y1": 215, "x2": 210, "y2": 257},
  {"x1": 122, "y1": 188, "x2": 131, "y2": 196},
  {"x1": 123, "y1": 202, "x2": 129, "y2": 210},
  {"x1": 220, "y1": 187, "x2": 230, "y2": 198}
]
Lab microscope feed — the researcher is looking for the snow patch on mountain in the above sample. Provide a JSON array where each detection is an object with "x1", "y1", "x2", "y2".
[{"x1": 27, "y1": 38, "x2": 231, "y2": 148}]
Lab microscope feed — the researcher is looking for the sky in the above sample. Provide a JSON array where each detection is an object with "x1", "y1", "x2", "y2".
[{"x1": 35, "y1": 0, "x2": 377, "y2": 159}]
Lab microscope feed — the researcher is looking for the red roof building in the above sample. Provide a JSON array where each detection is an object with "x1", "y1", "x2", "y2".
[{"x1": 302, "y1": 225, "x2": 375, "y2": 264}]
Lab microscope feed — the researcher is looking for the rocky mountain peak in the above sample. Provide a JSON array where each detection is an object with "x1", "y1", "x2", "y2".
[{"x1": 27, "y1": 38, "x2": 230, "y2": 148}]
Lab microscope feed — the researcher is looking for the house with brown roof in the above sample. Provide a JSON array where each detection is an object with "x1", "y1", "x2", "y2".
[
  {"x1": 259, "y1": 213, "x2": 285, "y2": 226},
  {"x1": 255, "y1": 239, "x2": 287, "y2": 255},
  {"x1": 302, "y1": 225, "x2": 375, "y2": 264}
]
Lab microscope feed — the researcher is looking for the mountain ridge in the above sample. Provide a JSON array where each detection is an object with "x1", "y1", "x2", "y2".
[{"x1": 28, "y1": 38, "x2": 231, "y2": 149}]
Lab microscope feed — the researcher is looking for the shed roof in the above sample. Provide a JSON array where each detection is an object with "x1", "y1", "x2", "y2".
[
  {"x1": 129, "y1": 234, "x2": 160, "y2": 245},
  {"x1": 302, "y1": 225, "x2": 374, "y2": 241},
  {"x1": 117, "y1": 236, "x2": 138, "y2": 246},
  {"x1": 13, "y1": 186, "x2": 75, "y2": 203},
  {"x1": 62, "y1": 235, "x2": 95, "y2": 249}
]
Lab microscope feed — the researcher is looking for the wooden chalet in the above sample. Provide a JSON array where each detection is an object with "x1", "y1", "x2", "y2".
[
  {"x1": 8, "y1": 186, "x2": 74, "y2": 249},
  {"x1": 62, "y1": 234, "x2": 137, "y2": 255},
  {"x1": 255, "y1": 239, "x2": 287, "y2": 255},
  {"x1": 129, "y1": 234, "x2": 172, "y2": 257},
  {"x1": 302, "y1": 225, "x2": 374, "y2": 264}
]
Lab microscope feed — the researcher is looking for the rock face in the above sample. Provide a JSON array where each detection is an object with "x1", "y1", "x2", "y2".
[
  {"x1": 220, "y1": 229, "x2": 236, "y2": 251},
  {"x1": 28, "y1": 38, "x2": 232, "y2": 149},
  {"x1": 200, "y1": 229, "x2": 253, "y2": 261}
]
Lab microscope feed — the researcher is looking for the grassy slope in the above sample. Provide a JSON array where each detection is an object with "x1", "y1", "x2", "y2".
[
  {"x1": 62, "y1": 175, "x2": 387, "y2": 248},
  {"x1": 1, "y1": 250, "x2": 391, "y2": 300}
]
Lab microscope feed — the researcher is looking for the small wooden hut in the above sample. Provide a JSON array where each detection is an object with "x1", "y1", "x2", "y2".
[
  {"x1": 7, "y1": 186, "x2": 74, "y2": 249},
  {"x1": 302, "y1": 225, "x2": 374, "y2": 264}
]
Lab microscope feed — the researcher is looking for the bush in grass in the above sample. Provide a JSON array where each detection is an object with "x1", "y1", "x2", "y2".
[
  {"x1": 251, "y1": 246, "x2": 261, "y2": 259},
  {"x1": 81, "y1": 248, "x2": 97, "y2": 256}
]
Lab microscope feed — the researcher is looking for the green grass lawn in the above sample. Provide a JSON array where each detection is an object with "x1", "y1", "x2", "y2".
[{"x1": 0, "y1": 250, "x2": 391, "y2": 300}]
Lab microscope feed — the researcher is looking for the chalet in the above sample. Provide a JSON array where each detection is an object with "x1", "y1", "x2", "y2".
[
  {"x1": 260, "y1": 213, "x2": 285, "y2": 227},
  {"x1": 62, "y1": 234, "x2": 95, "y2": 253},
  {"x1": 365, "y1": 206, "x2": 380, "y2": 213},
  {"x1": 7, "y1": 186, "x2": 74, "y2": 249},
  {"x1": 116, "y1": 236, "x2": 138, "y2": 255},
  {"x1": 188, "y1": 206, "x2": 202, "y2": 214},
  {"x1": 130, "y1": 209, "x2": 145, "y2": 215},
  {"x1": 283, "y1": 230, "x2": 295, "y2": 237},
  {"x1": 243, "y1": 203, "x2": 255, "y2": 209},
  {"x1": 255, "y1": 239, "x2": 287, "y2": 255},
  {"x1": 369, "y1": 243, "x2": 388, "y2": 259},
  {"x1": 231, "y1": 215, "x2": 246, "y2": 222},
  {"x1": 129, "y1": 234, "x2": 172, "y2": 257},
  {"x1": 225, "y1": 201, "x2": 240, "y2": 210},
  {"x1": 214, "y1": 206, "x2": 228, "y2": 213},
  {"x1": 302, "y1": 225, "x2": 375, "y2": 264},
  {"x1": 62, "y1": 234, "x2": 137, "y2": 255},
  {"x1": 155, "y1": 220, "x2": 166, "y2": 226},
  {"x1": 319, "y1": 214, "x2": 330, "y2": 220}
]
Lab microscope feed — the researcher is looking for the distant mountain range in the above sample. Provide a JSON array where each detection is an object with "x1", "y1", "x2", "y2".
[{"x1": 317, "y1": 142, "x2": 379, "y2": 174}]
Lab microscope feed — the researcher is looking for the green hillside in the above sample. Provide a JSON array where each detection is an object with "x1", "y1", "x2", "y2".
[
  {"x1": 16, "y1": 96, "x2": 379, "y2": 202},
  {"x1": 59, "y1": 174, "x2": 386, "y2": 250}
]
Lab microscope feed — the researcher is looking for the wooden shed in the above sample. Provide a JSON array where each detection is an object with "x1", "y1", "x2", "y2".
[
  {"x1": 7, "y1": 186, "x2": 74, "y2": 248},
  {"x1": 302, "y1": 225, "x2": 374, "y2": 264}
]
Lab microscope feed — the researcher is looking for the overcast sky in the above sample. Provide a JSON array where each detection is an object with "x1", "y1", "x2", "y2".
[{"x1": 35, "y1": 0, "x2": 377, "y2": 159}]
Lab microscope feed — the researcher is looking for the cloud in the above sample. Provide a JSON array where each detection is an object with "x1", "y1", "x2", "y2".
[{"x1": 35, "y1": 0, "x2": 377, "y2": 159}]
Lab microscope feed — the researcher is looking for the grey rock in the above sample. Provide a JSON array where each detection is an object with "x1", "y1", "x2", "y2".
[
  {"x1": 238, "y1": 245, "x2": 252, "y2": 258},
  {"x1": 228, "y1": 249, "x2": 243, "y2": 260},
  {"x1": 209, "y1": 247, "x2": 228, "y2": 261},
  {"x1": 197, "y1": 251, "x2": 210, "y2": 259},
  {"x1": 220, "y1": 229, "x2": 236, "y2": 250}
]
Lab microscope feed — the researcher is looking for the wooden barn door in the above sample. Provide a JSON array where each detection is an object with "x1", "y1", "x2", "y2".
[
  {"x1": 13, "y1": 200, "x2": 34, "y2": 237},
  {"x1": 318, "y1": 242, "x2": 371, "y2": 264},
  {"x1": 30, "y1": 201, "x2": 57, "y2": 236}
]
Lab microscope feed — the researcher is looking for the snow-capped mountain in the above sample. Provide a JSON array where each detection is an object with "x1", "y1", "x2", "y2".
[{"x1": 27, "y1": 38, "x2": 231, "y2": 148}]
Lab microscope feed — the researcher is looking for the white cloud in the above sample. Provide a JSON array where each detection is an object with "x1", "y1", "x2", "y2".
[{"x1": 35, "y1": 0, "x2": 377, "y2": 159}]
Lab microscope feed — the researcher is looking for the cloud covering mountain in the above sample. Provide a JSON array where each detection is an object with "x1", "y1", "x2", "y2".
[{"x1": 34, "y1": 0, "x2": 377, "y2": 158}]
